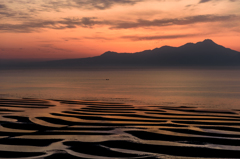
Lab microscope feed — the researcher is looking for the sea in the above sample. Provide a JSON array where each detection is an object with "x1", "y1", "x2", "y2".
[{"x1": 1, "y1": 68, "x2": 240, "y2": 109}]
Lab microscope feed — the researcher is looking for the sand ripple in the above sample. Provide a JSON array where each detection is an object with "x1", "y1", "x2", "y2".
[{"x1": 0, "y1": 98, "x2": 240, "y2": 158}]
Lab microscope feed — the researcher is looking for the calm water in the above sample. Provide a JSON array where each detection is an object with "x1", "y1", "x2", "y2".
[{"x1": 1, "y1": 68, "x2": 240, "y2": 109}]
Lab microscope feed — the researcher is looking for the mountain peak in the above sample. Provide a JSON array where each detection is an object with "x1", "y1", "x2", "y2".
[
  {"x1": 202, "y1": 39, "x2": 216, "y2": 44},
  {"x1": 180, "y1": 42, "x2": 194, "y2": 48},
  {"x1": 194, "y1": 39, "x2": 218, "y2": 47},
  {"x1": 101, "y1": 51, "x2": 118, "y2": 56}
]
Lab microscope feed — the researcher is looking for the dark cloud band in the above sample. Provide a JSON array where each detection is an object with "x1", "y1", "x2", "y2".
[
  {"x1": 73, "y1": 0, "x2": 142, "y2": 10},
  {"x1": 41, "y1": 0, "x2": 143, "y2": 11},
  {"x1": 199, "y1": 0, "x2": 212, "y2": 3},
  {"x1": 121, "y1": 34, "x2": 198, "y2": 41},
  {"x1": 199, "y1": 0, "x2": 237, "y2": 3},
  {"x1": 110, "y1": 14, "x2": 238, "y2": 29},
  {"x1": 0, "y1": 14, "x2": 238, "y2": 32}
]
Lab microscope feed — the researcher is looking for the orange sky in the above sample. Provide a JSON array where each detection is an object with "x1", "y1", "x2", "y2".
[{"x1": 0, "y1": 0, "x2": 240, "y2": 60}]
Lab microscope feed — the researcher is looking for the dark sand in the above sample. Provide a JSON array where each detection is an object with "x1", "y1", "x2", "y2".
[{"x1": 0, "y1": 98, "x2": 240, "y2": 158}]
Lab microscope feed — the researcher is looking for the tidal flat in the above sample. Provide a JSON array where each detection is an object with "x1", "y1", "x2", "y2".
[{"x1": 1, "y1": 98, "x2": 240, "y2": 158}]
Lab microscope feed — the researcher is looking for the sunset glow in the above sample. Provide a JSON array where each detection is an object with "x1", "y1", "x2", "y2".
[{"x1": 1, "y1": 0, "x2": 240, "y2": 60}]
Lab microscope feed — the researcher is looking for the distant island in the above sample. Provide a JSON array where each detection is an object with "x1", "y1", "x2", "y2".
[{"x1": 2, "y1": 39, "x2": 240, "y2": 69}]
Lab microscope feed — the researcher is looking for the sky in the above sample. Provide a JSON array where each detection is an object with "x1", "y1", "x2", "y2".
[{"x1": 0, "y1": 0, "x2": 240, "y2": 60}]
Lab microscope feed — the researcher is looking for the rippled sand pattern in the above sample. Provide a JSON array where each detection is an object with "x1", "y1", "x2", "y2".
[{"x1": 0, "y1": 98, "x2": 240, "y2": 158}]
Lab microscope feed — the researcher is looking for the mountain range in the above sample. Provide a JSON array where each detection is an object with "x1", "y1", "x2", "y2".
[{"x1": 2, "y1": 39, "x2": 240, "y2": 69}]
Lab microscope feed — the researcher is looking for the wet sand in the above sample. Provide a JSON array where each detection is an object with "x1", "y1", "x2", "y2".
[{"x1": 0, "y1": 98, "x2": 240, "y2": 158}]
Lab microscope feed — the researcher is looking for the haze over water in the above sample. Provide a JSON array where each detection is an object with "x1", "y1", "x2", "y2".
[{"x1": 1, "y1": 68, "x2": 240, "y2": 109}]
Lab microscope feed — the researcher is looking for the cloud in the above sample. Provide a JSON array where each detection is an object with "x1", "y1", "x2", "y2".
[
  {"x1": 0, "y1": 4, "x2": 6, "y2": 9},
  {"x1": 74, "y1": 0, "x2": 142, "y2": 10},
  {"x1": 198, "y1": 0, "x2": 237, "y2": 3},
  {"x1": 0, "y1": 3, "x2": 31, "y2": 20},
  {"x1": 0, "y1": 4, "x2": 14, "y2": 18},
  {"x1": 40, "y1": 43, "x2": 72, "y2": 52},
  {"x1": 84, "y1": 36, "x2": 112, "y2": 40},
  {"x1": 199, "y1": 0, "x2": 212, "y2": 3},
  {"x1": 0, "y1": 17, "x2": 104, "y2": 32},
  {"x1": 63, "y1": 36, "x2": 112, "y2": 41},
  {"x1": 0, "y1": 14, "x2": 238, "y2": 32},
  {"x1": 110, "y1": 14, "x2": 238, "y2": 29},
  {"x1": 121, "y1": 34, "x2": 198, "y2": 41},
  {"x1": 41, "y1": 0, "x2": 143, "y2": 11},
  {"x1": 62, "y1": 37, "x2": 81, "y2": 41}
]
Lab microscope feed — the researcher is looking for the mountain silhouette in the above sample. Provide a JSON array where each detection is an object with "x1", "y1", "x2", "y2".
[{"x1": 2, "y1": 39, "x2": 240, "y2": 69}]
